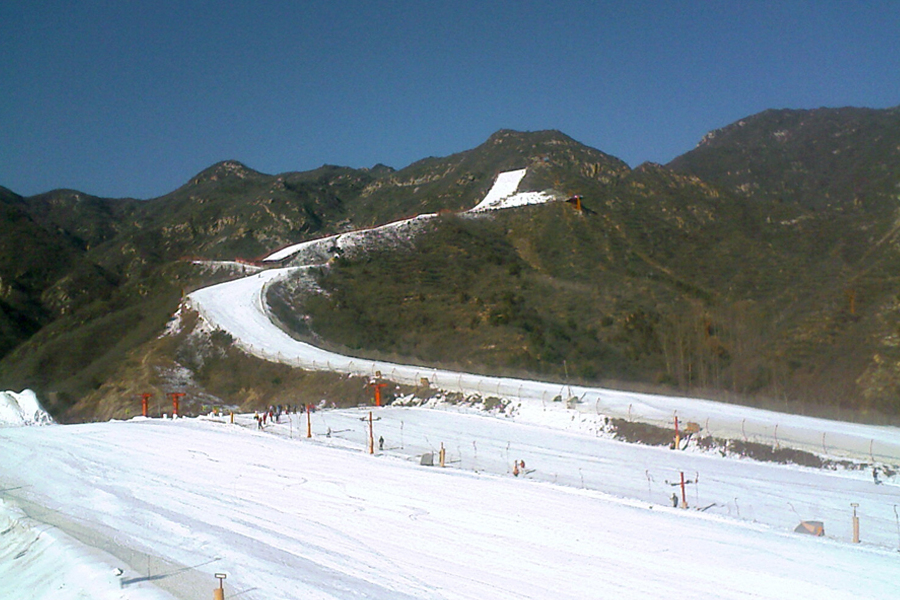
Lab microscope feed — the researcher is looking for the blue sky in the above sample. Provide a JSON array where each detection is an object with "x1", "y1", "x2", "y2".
[{"x1": 2, "y1": 1, "x2": 899, "y2": 199}]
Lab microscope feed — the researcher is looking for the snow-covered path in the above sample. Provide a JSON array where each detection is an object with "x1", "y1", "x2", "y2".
[{"x1": 187, "y1": 271, "x2": 900, "y2": 466}]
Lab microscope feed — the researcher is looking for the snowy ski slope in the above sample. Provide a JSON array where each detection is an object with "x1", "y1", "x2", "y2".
[
  {"x1": 2, "y1": 408, "x2": 900, "y2": 600},
  {"x1": 2, "y1": 170, "x2": 900, "y2": 600}
]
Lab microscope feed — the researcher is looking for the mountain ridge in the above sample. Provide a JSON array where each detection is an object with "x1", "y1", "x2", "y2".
[{"x1": 4, "y1": 109, "x2": 900, "y2": 423}]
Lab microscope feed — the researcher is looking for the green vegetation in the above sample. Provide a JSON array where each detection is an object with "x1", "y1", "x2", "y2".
[{"x1": 5, "y1": 112, "x2": 900, "y2": 424}]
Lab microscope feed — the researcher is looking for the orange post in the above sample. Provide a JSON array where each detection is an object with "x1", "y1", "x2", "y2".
[
  {"x1": 306, "y1": 404, "x2": 312, "y2": 438},
  {"x1": 141, "y1": 393, "x2": 151, "y2": 417},
  {"x1": 674, "y1": 416, "x2": 680, "y2": 450},
  {"x1": 368, "y1": 380, "x2": 387, "y2": 407},
  {"x1": 170, "y1": 392, "x2": 185, "y2": 418}
]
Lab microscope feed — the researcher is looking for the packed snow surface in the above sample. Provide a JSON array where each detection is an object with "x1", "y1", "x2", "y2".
[{"x1": 2, "y1": 410, "x2": 899, "y2": 600}]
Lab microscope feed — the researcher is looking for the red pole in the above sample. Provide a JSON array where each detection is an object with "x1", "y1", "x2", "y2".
[
  {"x1": 170, "y1": 392, "x2": 184, "y2": 418},
  {"x1": 306, "y1": 404, "x2": 312, "y2": 438},
  {"x1": 141, "y1": 393, "x2": 151, "y2": 417}
]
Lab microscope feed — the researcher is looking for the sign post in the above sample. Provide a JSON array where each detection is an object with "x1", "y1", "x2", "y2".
[{"x1": 213, "y1": 573, "x2": 226, "y2": 600}]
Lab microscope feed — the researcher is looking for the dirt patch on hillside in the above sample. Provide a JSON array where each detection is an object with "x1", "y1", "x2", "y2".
[{"x1": 608, "y1": 418, "x2": 871, "y2": 472}]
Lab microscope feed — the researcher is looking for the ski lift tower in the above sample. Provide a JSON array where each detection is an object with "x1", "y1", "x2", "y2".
[{"x1": 368, "y1": 371, "x2": 388, "y2": 407}]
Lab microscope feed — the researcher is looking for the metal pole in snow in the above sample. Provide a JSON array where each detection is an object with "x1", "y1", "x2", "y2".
[
  {"x1": 893, "y1": 505, "x2": 899, "y2": 551},
  {"x1": 695, "y1": 471, "x2": 700, "y2": 507}
]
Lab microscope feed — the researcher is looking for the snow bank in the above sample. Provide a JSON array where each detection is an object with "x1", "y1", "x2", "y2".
[
  {"x1": 0, "y1": 499, "x2": 174, "y2": 600},
  {"x1": 0, "y1": 390, "x2": 54, "y2": 427}
]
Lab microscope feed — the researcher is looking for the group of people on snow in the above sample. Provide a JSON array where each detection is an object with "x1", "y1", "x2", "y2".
[{"x1": 254, "y1": 404, "x2": 313, "y2": 429}]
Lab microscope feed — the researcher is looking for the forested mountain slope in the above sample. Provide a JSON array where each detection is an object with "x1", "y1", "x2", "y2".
[{"x1": 3, "y1": 109, "x2": 900, "y2": 423}]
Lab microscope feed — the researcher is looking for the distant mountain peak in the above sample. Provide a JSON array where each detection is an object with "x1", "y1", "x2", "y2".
[
  {"x1": 190, "y1": 160, "x2": 260, "y2": 186},
  {"x1": 486, "y1": 129, "x2": 574, "y2": 146}
]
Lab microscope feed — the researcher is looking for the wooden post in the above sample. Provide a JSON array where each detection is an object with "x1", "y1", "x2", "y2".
[
  {"x1": 141, "y1": 393, "x2": 151, "y2": 417},
  {"x1": 851, "y1": 503, "x2": 860, "y2": 543},
  {"x1": 439, "y1": 443, "x2": 446, "y2": 468},
  {"x1": 368, "y1": 411, "x2": 374, "y2": 454},
  {"x1": 306, "y1": 404, "x2": 312, "y2": 438},
  {"x1": 674, "y1": 416, "x2": 680, "y2": 450},
  {"x1": 680, "y1": 471, "x2": 688, "y2": 509}
]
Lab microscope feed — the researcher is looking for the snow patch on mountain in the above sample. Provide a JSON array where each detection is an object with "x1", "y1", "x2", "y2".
[
  {"x1": 470, "y1": 189, "x2": 555, "y2": 212},
  {"x1": 263, "y1": 214, "x2": 433, "y2": 264},
  {"x1": 469, "y1": 168, "x2": 555, "y2": 212}
]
